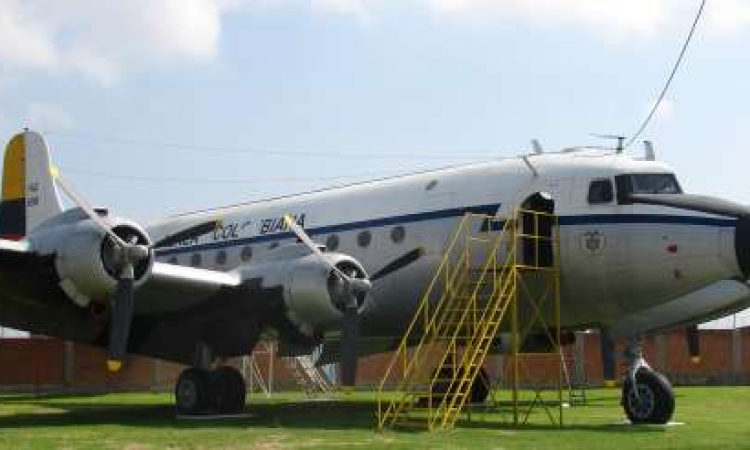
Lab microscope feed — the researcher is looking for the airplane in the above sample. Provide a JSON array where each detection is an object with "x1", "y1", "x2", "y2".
[{"x1": 0, "y1": 129, "x2": 748, "y2": 425}]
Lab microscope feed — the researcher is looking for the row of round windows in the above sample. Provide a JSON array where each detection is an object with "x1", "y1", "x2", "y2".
[{"x1": 167, "y1": 225, "x2": 407, "y2": 268}]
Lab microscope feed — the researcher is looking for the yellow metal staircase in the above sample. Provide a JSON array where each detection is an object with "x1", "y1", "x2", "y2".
[
  {"x1": 377, "y1": 208, "x2": 560, "y2": 431},
  {"x1": 376, "y1": 212, "x2": 519, "y2": 430}
]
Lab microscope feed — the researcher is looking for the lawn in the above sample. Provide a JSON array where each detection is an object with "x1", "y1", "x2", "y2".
[{"x1": 0, "y1": 387, "x2": 749, "y2": 449}]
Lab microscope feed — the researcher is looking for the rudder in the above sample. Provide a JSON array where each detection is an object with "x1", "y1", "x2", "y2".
[{"x1": 0, "y1": 130, "x2": 63, "y2": 240}]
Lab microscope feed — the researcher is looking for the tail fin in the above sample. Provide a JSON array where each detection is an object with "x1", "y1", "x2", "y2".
[{"x1": 0, "y1": 130, "x2": 64, "y2": 240}]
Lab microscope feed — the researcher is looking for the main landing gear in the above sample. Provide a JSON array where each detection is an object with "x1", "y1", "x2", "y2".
[
  {"x1": 175, "y1": 366, "x2": 247, "y2": 415},
  {"x1": 621, "y1": 339, "x2": 675, "y2": 424}
]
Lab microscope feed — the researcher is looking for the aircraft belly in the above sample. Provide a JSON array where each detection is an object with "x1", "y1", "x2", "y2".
[{"x1": 609, "y1": 279, "x2": 750, "y2": 338}]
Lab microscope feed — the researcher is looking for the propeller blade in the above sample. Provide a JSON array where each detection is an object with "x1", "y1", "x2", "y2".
[
  {"x1": 627, "y1": 193, "x2": 750, "y2": 219},
  {"x1": 53, "y1": 170, "x2": 129, "y2": 249},
  {"x1": 51, "y1": 169, "x2": 151, "y2": 372},
  {"x1": 686, "y1": 325, "x2": 701, "y2": 363},
  {"x1": 282, "y1": 215, "x2": 352, "y2": 283},
  {"x1": 152, "y1": 220, "x2": 221, "y2": 248},
  {"x1": 600, "y1": 330, "x2": 617, "y2": 386},
  {"x1": 370, "y1": 248, "x2": 424, "y2": 281},
  {"x1": 107, "y1": 262, "x2": 136, "y2": 372},
  {"x1": 339, "y1": 303, "x2": 360, "y2": 387}
]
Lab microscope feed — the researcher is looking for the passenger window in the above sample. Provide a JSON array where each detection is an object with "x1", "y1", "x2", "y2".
[
  {"x1": 588, "y1": 179, "x2": 614, "y2": 204},
  {"x1": 240, "y1": 246, "x2": 253, "y2": 262},
  {"x1": 390, "y1": 226, "x2": 405, "y2": 244},
  {"x1": 326, "y1": 234, "x2": 339, "y2": 251},
  {"x1": 215, "y1": 250, "x2": 227, "y2": 266},
  {"x1": 357, "y1": 230, "x2": 372, "y2": 248},
  {"x1": 190, "y1": 253, "x2": 202, "y2": 267}
]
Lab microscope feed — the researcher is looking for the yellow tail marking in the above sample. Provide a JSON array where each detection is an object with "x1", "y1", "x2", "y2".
[{"x1": 2, "y1": 134, "x2": 25, "y2": 201}]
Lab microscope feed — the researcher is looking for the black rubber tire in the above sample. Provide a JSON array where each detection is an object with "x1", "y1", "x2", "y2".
[
  {"x1": 470, "y1": 367, "x2": 491, "y2": 404},
  {"x1": 211, "y1": 366, "x2": 246, "y2": 414},
  {"x1": 622, "y1": 368, "x2": 675, "y2": 424},
  {"x1": 430, "y1": 366, "x2": 490, "y2": 404},
  {"x1": 175, "y1": 368, "x2": 211, "y2": 415}
]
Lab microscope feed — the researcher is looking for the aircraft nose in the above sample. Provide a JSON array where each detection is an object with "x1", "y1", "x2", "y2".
[{"x1": 735, "y1": 218, "x2": 750, "y2": 279}]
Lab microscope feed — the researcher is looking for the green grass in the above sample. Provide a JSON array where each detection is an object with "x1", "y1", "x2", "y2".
[{"x1": 0, "y1": 387, "x2": 749, "y2": 449}]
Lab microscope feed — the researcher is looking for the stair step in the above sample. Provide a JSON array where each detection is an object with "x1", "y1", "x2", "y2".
[{"x1": 394, "y1": 419, "x2": 429, "y2": 429}]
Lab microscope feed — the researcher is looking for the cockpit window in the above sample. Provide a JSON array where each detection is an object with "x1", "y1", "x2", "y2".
[
  {"x1": 615, "y1": 173, "x2": 682, "y2": 203},
  {"x1": 588, "y1": 179, "x2": 614, "y2": 204},
  {"x1": 630, "y1": 174, "x2": 682, "y2": 194}
]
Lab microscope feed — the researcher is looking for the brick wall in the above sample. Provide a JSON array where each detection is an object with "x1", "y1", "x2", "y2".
[{"x1": 1, "y1": 327, "x2": 748, "y2": 392}]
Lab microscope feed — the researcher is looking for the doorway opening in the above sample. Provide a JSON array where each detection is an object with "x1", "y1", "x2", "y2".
[{"x1": 519, "y1": 192, "x2": 555, "y2": 267}]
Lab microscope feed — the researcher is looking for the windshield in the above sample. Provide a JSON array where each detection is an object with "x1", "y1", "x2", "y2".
[
  {"x1": 615, "y1": 173, "x2": 682, "y2": 203},
  {"x1": 630, "y1": 174, "x2": 682, "y2": 194}
]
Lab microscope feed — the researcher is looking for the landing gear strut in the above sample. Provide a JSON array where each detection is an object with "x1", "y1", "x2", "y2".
[
  {"x1": 175, "y1": 366, "x2": 247, "y2": 415},
  {"x1": 621, "y1": 339, "x2": 675, "y2": 424}
]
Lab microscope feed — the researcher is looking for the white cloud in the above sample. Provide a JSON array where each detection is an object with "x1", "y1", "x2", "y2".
[
  {"x1": 1, "y1": 0, "x2": 749, "y2": 86},
  {"x1": 312, "y1": 0, "x2": 367, "y2": 14},
  {"x1": 422, "y1": 0, "x2": 750, "y2": 38},
  {"x1": 423, "y1": 0, "x2": 673, "y2": 37},
  {"x1": 0, "y1": 0, "x2": 245, "y2": 85},
  {"x1": 705, "y1": 0, "x2": 750, "y2": 35}
]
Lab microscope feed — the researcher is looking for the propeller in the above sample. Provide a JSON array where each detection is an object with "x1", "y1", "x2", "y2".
[
  {"x1": 52, "y1": 170, "x2": 151, "y2": 372},
  {"x1": 282, "y1": 215, "x2": 371, "y2": 388},
  {"x1": 686, "y1": 325, "x2": 701, "y2": 363}
]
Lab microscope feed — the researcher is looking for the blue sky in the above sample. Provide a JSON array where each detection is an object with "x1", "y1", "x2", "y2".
[
  {"x1": 1, "y1": 0, "x2": 749, "y2": 223},
  {"x1": 1, "y1": 1, "x2": 750, "y2": 330}
]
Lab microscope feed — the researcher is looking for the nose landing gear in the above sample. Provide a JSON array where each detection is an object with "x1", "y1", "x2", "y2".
[{"x1": 621, "y1": 339, "x2": 675, "y2": 424}]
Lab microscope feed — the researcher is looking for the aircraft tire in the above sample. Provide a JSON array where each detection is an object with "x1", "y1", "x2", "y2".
[
  {"x1": 429, "y1": 366, "x2": 490, "y2": 404},
  {"x1": 622, "y1": 368, "x2": 675, "y2": 424},
  {"x1": 175, "y1": 368, "x2": 211, "y2": 415},
  {"x1": 210, "y1": 366, "x2": 246, "y2": 414},
  {"x1": 470, "y1": 367, "x2": 491, "y2": 404}
]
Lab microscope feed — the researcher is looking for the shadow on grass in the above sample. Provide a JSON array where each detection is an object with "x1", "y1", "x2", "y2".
[
  {"x1": 0, "y1": 392, "x2": 113, "y2": 402},
  {"x1": 0, "y1": 396, "x2": 668, "y2": 435}
]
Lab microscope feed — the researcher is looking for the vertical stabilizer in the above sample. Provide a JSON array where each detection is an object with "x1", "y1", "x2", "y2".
[{"x1": 0, "y1": 130, "x2": 63, "y2": 239}]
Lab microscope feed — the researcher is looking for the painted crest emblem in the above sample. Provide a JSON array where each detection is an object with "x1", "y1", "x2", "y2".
[{"x1": 581, "y1": 231, "x2": 605, "y2": 255}]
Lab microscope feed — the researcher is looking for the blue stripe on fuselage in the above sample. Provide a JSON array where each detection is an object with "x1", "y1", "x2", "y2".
[
  {"x1": 155, "y1": 203, "x2": 502, "y2": 256},
  {"x1": 155, "y1": 206, "x2": 736, "y2": 257},
  {"x1": 559, "y1": 214, "x2": 735, "y2": 227}
]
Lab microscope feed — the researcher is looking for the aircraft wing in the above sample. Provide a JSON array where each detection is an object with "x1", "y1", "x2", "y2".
[
  {"x1": 133, "y1": 262, "x2": 241, "y2": 314},
  {"x1": 0, "y1": 240, "x2": 245, "y2": 350}
]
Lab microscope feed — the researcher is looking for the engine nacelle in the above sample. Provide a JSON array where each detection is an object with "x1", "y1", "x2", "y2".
[
  {"x1": 28, "y1": 208, "x2": 152, "y2": 307},
  {"x1": 235, "y1": 244, "x2": 370, "y2": 336}
]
